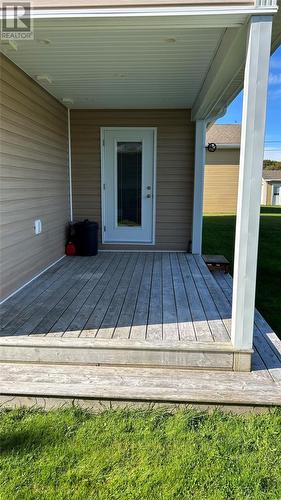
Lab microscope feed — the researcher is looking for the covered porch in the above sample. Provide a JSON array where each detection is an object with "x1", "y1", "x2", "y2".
[{"x1": 0, "y1": 0, "x2": 281, "y2": 386}]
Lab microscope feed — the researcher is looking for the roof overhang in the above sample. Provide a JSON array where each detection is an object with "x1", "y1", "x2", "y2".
[
  {"x1": 263, "y1": 177, "x2": 281, "y2": 181},
  {"x1": 192, "y1": 0, "x2": 281, "y2": 121},
  {"x1": 11, "y1": 5, "x2": 278, "y2": 19},
  {"x1": 0, "y1": 1, "x2": 280, "y2": 118}
]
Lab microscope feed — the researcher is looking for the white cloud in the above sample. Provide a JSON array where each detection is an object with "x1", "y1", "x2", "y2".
[
  {"x1": 269, "y1": 73, "x2": 281, "y2": 84},
  {"x1": 264, "y1": 151, "x2": 281, "y2": 161}
]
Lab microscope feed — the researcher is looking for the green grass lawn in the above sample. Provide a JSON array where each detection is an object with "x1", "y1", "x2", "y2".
[
  {"x1": 203, "y1": 206, "x2": 281, "y2": 339},
  {"x1": 0, "y1": 407, "x2": 281, "y2": 500}
]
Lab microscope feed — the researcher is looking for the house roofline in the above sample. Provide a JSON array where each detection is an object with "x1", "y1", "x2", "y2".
[
  {"x1": 263, "y1": 177, "x2": 281, "y2": 181},
  {"x1": 0, "y1": 5, "x2": 278, "y2": 19}
]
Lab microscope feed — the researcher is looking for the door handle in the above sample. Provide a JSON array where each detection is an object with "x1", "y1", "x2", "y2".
[{"x1": 146, "y1": 194, "x2": 151, "y2": 198}]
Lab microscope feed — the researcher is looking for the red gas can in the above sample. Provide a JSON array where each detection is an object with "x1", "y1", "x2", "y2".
[{"x1": 66, "y1": 241, "x2": 76, "y2": 256}]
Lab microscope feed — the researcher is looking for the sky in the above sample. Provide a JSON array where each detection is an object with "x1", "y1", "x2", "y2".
[{"x1": 217, "y1": 46, "x2": 281, "y2": 162}]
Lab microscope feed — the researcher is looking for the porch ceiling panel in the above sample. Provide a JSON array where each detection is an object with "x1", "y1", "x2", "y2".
[
  {"x1": 1, "y1": 5, "x2": 280, "y2": 112},
  {"x1": 1, "y1": 17, "x2": 227, "y2": 109}
]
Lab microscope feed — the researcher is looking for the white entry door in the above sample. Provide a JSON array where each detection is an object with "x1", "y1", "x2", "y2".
[
  {"x1": 272, "y1": 184, "x2": 281, "y2": 206},
  {"x1": 102, "y1": 128, "x2": 155, "y2": 244}
]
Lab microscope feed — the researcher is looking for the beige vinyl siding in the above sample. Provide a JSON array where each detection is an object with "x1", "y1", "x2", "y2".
[
  {"x1": 204, "y1": 148, "x2": 240, "y2": 214},
  {"x1": 71, "y1": 109, "x2": 195, "y2": 250},
  {"x1": 266, "y1": 182, "x2": 273, "y2": 205},
  {"x1": 0, "y1": 55, "x2": 69, "y2": 301}
]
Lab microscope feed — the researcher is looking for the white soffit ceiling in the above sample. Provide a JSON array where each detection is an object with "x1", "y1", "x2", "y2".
[{"x1": 0, "y1": 16, "x2": 238, "y2": 108}]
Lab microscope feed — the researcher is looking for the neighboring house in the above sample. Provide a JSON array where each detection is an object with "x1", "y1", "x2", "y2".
[
  {"x1": 204, "y1": 124, "x2": 241, "y2": 213},
  {"x1": 0, "y1": 0, "x2": 281, "y2": 384},
  {"x1": 261, "y1": 170, "x2": 281, "y2": 205},
  {"x1": 204, "y1": 126, "x2": 281, "y2": 212}
]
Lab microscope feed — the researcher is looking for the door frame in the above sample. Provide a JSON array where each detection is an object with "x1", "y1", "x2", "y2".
[{"x1": 100, "y1": 127, "x2": 157, "y2": 245}]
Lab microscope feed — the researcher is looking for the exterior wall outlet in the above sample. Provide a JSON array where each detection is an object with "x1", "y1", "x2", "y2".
[{"x1": 34, "y1": 219, "x2": 42, "y2": 235}]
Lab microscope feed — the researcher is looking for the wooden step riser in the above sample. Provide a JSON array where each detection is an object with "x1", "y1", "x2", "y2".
[{"x1": 0, "y1": 345, "x2": 235, "y2": 370}]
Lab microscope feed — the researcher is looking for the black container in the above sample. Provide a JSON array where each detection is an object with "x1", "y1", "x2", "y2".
[{"x1": 74, "y1": 220, "x2": 98, "y2": 256}]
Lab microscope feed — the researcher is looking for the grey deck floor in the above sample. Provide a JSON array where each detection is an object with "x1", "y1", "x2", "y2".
[
  {"x1": 0, "y1": 252, "x2": 232, "y2": 342},
  {"x1": 0, "y1": 252, "x2": 280, "y2": 407}
]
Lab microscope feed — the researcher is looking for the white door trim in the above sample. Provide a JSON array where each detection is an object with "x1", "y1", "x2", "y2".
[{"x1": 100, "y1": 127, "x2": 157, "y2": 245}]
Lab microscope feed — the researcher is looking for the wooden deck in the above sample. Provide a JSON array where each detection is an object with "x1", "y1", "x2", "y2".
[
  {"x1": 0, "y1": 252, "x2": 232, "y2": 342},
  {"x1": 0, "y1": 252, "x2": 280, "y2": 407},
  {"x1": 0, "y1": 252, "x2": 280, "y2": 377}
]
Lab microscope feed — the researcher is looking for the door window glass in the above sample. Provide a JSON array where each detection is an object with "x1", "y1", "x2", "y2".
[{"x1": 117, "y1": 142, "x2": 142, "y2": 227}]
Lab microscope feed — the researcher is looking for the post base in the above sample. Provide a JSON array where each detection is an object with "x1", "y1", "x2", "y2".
[{"x1": 233, "y1": 352, "x2": 252, "y2": 372}]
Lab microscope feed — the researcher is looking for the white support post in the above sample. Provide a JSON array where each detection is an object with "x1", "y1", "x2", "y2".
[
  {"x1": 67, "y1": 108, "x2": 73, "y2": 222},
  {"x1": 192, "y1": 120, "x2": 206, "y2": 255},
  {"x1": 231, "y1": 16, "x2": 273, "y2": 351}
]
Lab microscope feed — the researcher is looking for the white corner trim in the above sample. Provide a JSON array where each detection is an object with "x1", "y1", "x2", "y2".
[
  {"x1": 0, "y1": 256, "x2": 66, "y2": 305},
  {"x1": 192, "y1": 120, "x2": 206, "y2": 255},
  {"x1": 100, "y1": 127, "x2": 106, "y2": 245},
  {"x1": 152, "y1": 127, "x2": 157, "y2": 247},
  {"x1": 67, "y1": 108, "x2": 73, "y2": 222}
]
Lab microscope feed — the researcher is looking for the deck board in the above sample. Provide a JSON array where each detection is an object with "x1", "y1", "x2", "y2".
[
  {"x1": 193, "y1": 255, "x2": 232, "y2": 335},
  {"x1": 213, "y1": 271, "x2": 281, "y2": 384},
  {"x1": 130, "y1": 253, "x2": 154, "y2": 340},
  {"x1": 0, "y1": 257, "x2": 74, "y2": 330},
  {"x1": 114, "y1": 253, "x2": 146, "y2": 340},
  {"x1": 170, "y1": 253, "x2": 195, "y2": 341},
  {"x1": 1, "y1": 258, "x2": 82, "y2": 337},
  {"x1": 34, "y1": 257, "x2": 95, "y2": 336},
  {"x1": 96, "y1": 253, "x2": 139, "y2": 339},
  {"x1": 0, "y1": 363, "x2": 280, "y2": 407},
  {"x1": 187, "y1": 255, "x2": 229, "y2": 342},
  {"x1": 82, "y1": 253, "x2": 129, "y2": 336},
  {"x1": 146, "y1": 253, "x2": 163, "y2": 341},
  {"x1": 178, "y1": 253, "x2": 213, "y2": 342},
  {"x1": 68, "y1": 253, "x2": 121, "y2": 336},
  {"x1": 49, "y1": 253, "x2": 115, "y2": 336},
  {"x1": 162, "y1": 253, "x2": 179, "y2": 341}
]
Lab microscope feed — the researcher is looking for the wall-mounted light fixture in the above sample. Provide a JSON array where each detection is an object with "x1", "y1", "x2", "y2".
[{"x1": 207, "y1": 143, "x2": 217, "y2": 152}]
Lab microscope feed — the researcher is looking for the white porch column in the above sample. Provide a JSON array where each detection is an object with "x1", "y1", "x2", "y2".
[
  {"x1": 231, "y1": 16, "x2": 273, "y2": 351},
  {"x1": 192, "y1": 120, "x2": 206, "y2": 255},
  {"x1": 67, "y1": 108, "x2": 73, "y2": 222}
]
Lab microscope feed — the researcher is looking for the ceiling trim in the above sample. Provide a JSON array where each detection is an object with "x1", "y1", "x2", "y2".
[{"x1": 0, "y1": 5, "x2": 278, "y2": 19}]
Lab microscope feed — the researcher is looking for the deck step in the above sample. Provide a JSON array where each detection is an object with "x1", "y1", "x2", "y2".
[
  {"x1": 0, "y1": 363, "x2": 280, "y2": 408},
  {"x1": 0, "y1": 337, "x2": 251, "y2": 371}
]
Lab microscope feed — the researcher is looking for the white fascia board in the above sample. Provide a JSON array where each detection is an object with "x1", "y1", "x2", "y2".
[
  {"x1": 191, "y1": 25, "x2": 249, "y2": 121},
  {"x1": 0, "y1": 5, "x2": 278, "y2": 20},
  {"x1": 264, "y1": 177, "x2": 281, "y2": 181}
]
